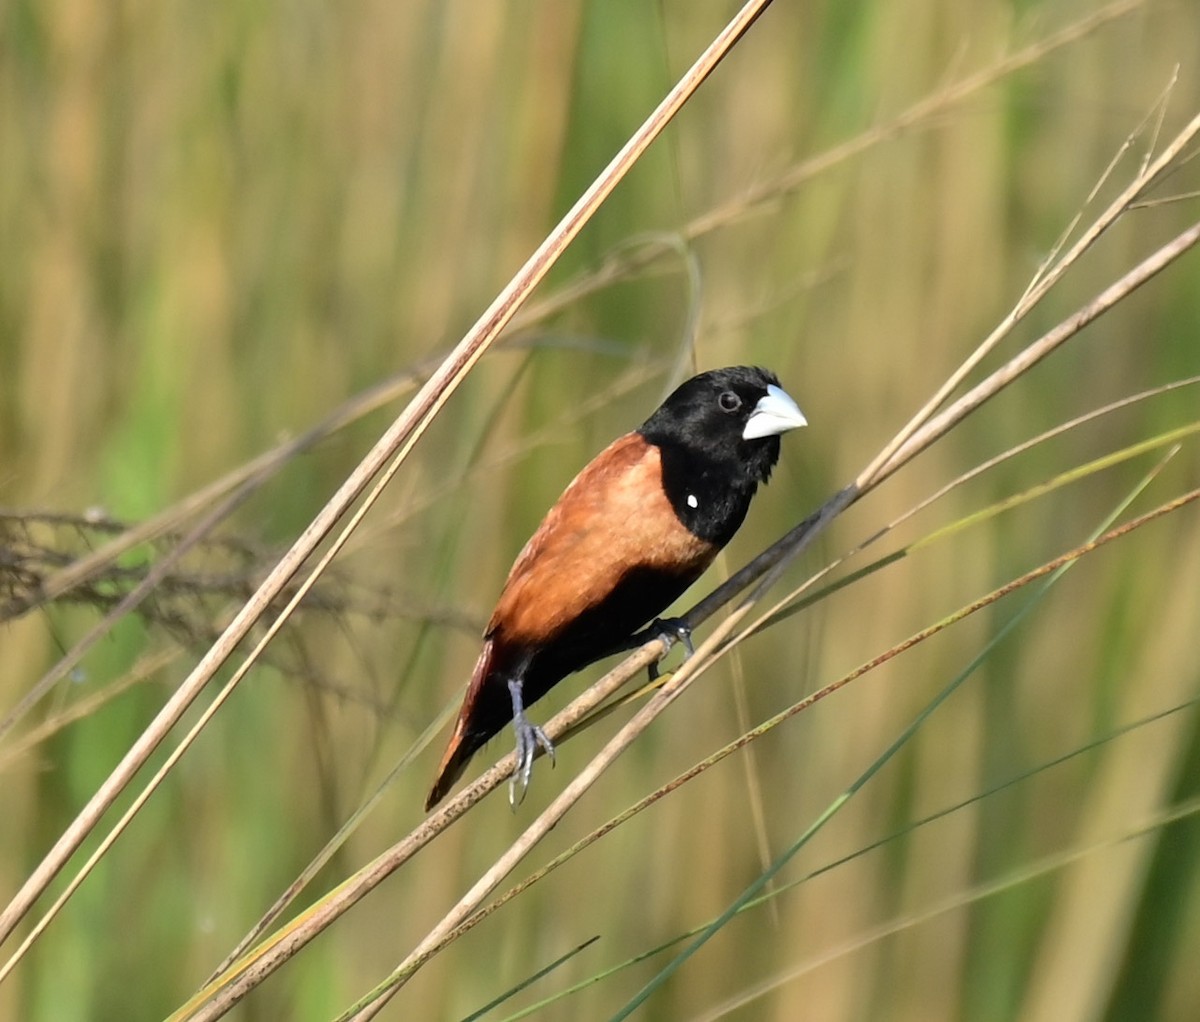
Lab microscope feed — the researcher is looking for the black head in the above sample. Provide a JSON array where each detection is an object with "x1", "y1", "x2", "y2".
[
  {"x1": 639, "y1": 366, "x2": 805, "y2": 484},
  {"x1": 638, "y1": 366, "x2": 806, "y2": 545}
]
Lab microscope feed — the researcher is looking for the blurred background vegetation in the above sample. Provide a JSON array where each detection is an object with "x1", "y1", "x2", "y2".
[{"x1": 2, "y1": 0, "x2": 1199, "y2": 1019}]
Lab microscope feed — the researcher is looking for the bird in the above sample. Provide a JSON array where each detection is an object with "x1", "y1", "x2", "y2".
[{"x1": 424, "y1": 365, "x2": 806, "y2": 810}]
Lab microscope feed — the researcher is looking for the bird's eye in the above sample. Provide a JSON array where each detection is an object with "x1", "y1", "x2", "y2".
[{"x1": 718, "y1": 391, "x2": 742, "y2": 413}]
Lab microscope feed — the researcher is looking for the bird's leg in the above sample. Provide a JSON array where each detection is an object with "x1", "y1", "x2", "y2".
[
  {"x1": 640, "y1": 617, "x2": 695, "y2": 681},
  {"x1": 507, "y1": 676, "x2": 555, "y2": 807}
]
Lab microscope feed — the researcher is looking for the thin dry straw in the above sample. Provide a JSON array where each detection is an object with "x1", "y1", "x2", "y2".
[
  {"x1": 513, "y1": 0, "x2": 1149, "y2": 329},
  {"x1": 0, "y1": 0, "x2": 781, "y2": 983},
  {"x1": 864, "y1": 105, "x2": 1200, "y2": 485}
]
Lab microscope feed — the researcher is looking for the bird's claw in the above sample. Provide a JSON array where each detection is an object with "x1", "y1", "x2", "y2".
[
  {"x1": 509, "y1": 719, "x2": 555, "y2": 807},
  {"x1": 507, "y1": 675, "x2": 556, "y2": 807},
  {"x1": 646, "y1": 617, "x2": 694, "y2": 681}
]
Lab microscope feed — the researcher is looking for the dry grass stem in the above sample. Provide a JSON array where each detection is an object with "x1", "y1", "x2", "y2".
[
  {"x1": 512, "y1": 0, "x2": 1148, "y2": 330},
  {"x1": 864, "y1": 107, "x2": 1200, "y2": 484},
  {"x1": 0, "y1": 0, "x2": 780, "y2": 963}
]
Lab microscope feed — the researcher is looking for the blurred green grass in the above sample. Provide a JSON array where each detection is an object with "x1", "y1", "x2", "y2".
[{"x1": 2, "y1": 1, "x2": 1200, "y2": 1019}]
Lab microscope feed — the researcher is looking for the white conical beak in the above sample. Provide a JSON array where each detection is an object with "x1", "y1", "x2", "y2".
[{"x1": 743, "y1": 384, "x2": 807, "y2": 440}]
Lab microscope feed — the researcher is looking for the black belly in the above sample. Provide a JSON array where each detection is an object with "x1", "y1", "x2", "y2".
[{"x1": 467, "y1": 564, "x2": 701, "y2": 751}]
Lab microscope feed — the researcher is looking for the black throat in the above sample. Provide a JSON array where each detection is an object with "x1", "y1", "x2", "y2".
[
  {"x1": 636, "y1": 366, "x2": 787, "y2": 547},
  {"x1": 643, "y1": 435, "x2": 777, "y2": 547}
]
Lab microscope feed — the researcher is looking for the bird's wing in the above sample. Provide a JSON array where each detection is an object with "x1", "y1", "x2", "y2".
[{"x1": 488, "y1": 432, "x2": 716, "y2": 647}]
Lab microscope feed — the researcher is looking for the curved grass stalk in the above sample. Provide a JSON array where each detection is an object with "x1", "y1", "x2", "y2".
[{"x1": 0, "y1": 0, "x2": 778, "y2": 967}]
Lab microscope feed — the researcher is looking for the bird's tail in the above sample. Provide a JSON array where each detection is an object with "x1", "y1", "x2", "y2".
[
  {"x1": 424, "y1": 718, "x2": 477, "y2": 811},
  {"x1": 424, "y1": 638, "x2": 497, "y2": 811}
]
